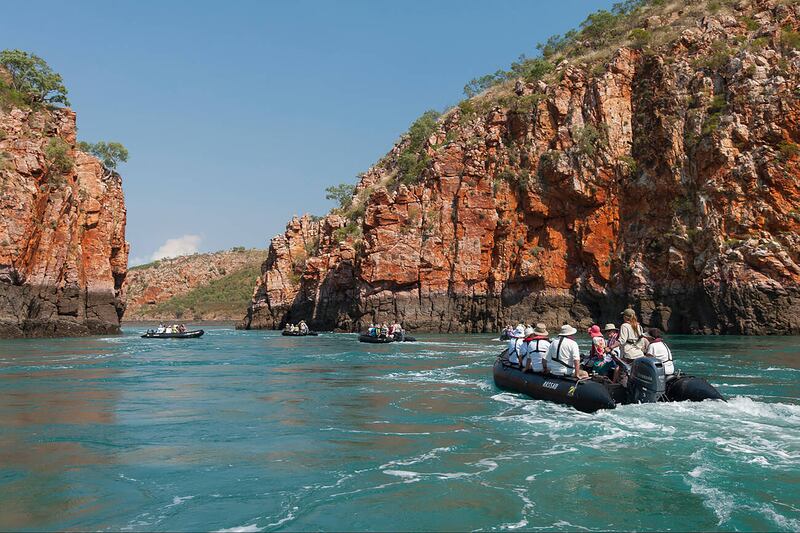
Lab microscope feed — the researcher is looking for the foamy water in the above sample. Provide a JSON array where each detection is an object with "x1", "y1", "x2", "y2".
[{"x1": 0, "y1": 328, "x2": 797, "y2": 531}]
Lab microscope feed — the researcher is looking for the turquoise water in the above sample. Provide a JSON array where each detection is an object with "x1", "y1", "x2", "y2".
[{"x1": 0, "y1": 327, "x2": 798, "y2": 531}]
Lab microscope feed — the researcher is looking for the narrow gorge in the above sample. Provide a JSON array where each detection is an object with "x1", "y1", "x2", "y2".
[{"x1": 241, "y1": 0, "x2": 800, "y2": 335}]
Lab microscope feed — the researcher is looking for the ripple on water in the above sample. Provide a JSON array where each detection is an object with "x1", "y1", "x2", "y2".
[{"x1": 0, "y1": 328, "x2": 798, "y2": 532}]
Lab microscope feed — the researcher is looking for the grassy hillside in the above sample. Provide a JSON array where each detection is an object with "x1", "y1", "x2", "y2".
[{"x1": 144, "y1": 263, "x2": 262, "y2": 320}]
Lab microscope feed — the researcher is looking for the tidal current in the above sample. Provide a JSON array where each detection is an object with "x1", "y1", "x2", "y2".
[{"x1": 0, "y1": 327, "x2": 798, "y2": 531}]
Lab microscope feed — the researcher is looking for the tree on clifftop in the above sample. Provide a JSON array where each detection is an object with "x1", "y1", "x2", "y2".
[
  {"x1": 0, "y1": 49, "x2": 69, "y2": 107},
  {"x1": 78, "y1": 141, "x2": 129, "y2": 173},
  {"x1": 325, "y1": 183, "x2": 355, "y2": 209}
]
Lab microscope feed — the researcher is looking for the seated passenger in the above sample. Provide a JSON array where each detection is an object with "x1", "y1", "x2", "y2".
[
  {"x1": 381, "y1": 323, "x2": 389, "y2": 337},
  {"x1": 299, "y1": 321, "x2": 308, "y2": 333},
  {"x1": 543, "y1": 324, "x2": 588, "y2": 379},
  {"x1": 603, "y1": 323, "x2": 621, "y2": 358},
  {"x1": 523, "y1": 323, "x2": 550, "y2": 372},
  {"x1": 645, "y1": 328, "x2": 674, "y2": 375},
  {"x1": 506, "y1": 324, "x2": 526, "y2": 367},
  {"x1": 156, "y1": 323, "x2": 166, "y2": 334},
  {"x1": 587, "y1": 325, "x2": 615, "y2": 377}
]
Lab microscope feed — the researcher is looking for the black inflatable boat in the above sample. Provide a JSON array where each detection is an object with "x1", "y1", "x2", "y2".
[
  {"x1": 141, "y1": 329, "x2": 204, "y2": 339},
  {"x1": 281, "y1": 330, "x2": 319, "y2": 336},
  {"x1": 358, "y1": 333, "x2": 417, "y2": 343},
  {"x1": 493, "y1": 351, "x2": 723, "y2": 413}
]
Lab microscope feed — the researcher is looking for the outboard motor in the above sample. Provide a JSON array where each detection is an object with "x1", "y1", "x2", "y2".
[{"x1": 627, "y1": 357, "x2": 667, "y2": 403}]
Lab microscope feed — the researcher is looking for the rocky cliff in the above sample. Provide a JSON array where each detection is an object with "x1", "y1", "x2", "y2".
[
  {"x1": 124, "y1": 248, "x2": 264, "y2": 320},
  {"x1": 0, "y1": 106, "x2": 128, "y2": 337},
  {"x1": 241, "y1": 0, "x2": 800, "y2": 335}
]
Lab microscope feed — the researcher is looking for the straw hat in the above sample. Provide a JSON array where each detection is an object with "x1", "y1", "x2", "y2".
[
  {"x1": 603, "y1": 323, "x2": 618, "y2": 332},
  {"x1": 621, "y1": 308, "x2": 636, "y2": 318},
  {"x1": 533, "y1": 323, "x2": 548, "y2": 336},
  {"x1": 558, "y1": 324, "x2": 577, "y2": 336}
]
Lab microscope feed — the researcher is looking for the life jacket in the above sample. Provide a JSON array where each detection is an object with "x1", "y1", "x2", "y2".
[{"x1": 550, "y1": 337, "x2": 574, "y2": 372}]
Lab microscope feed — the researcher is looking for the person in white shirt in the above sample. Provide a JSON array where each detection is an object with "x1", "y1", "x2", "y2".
[
  {"x1": 543, "y1": 324, "x2": 588, "y2": 378},
  {"x1": 645, "y1": 328, "x2": 675, "y2": 376},
  {"x1": 507, "y1": 324, "x2": 526, "y2": 366},
  {"x1": 523, "y1": 323, "x2": 550, "y2": 373},
  {"x1": 156, "y1": 323, "x2": 165, "y2": 334}
]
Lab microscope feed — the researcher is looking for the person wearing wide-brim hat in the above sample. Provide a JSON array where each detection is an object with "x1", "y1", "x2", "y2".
[
  {"x1": 507, "y1": 324, "x2": 527, "y2": 366},
  {"x1": 522, "y1": 323, "x2": 550, "y2": 372},
  {"x1": 543, "y1": 324, "x2": 588, "y2": 378}
]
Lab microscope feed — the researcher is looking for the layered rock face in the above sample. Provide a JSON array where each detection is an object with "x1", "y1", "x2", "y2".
[
  {"x1": 124, "y1": 249, "x2": 264, "y2": 320},
  {"x1": 242, "y1": 1, "x2": 800, "y2": 335},
  {"x1": 0, "y1": 106, "x2": 128, "y2": 337}
]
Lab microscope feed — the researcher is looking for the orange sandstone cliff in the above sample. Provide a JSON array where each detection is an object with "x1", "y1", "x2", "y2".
[
  {"x1": 0, "y1": 106, "x2": 128, "y2": 337},
  {"x1": 241, "y1": 0, "x2": 800, "y2": 335}
]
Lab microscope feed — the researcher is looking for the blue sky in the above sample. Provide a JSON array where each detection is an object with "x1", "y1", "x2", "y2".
[{"x1": 5, "y1": 0, "x2": 615, "y2": 264}]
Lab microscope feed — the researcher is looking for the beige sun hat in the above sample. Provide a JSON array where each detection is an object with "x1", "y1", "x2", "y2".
[
  {"x1": 603, "y1": 323, "x2": 618, "y2": 332},
  {"x1": 621, "y1": 308, "x2": 636, "y2": 318},
  {"x1": 533, "y1": 323, "x2": 548, "y2": 336},
  {"x1": 558, "y1": 324, "x2": 577, "y2": 336}
]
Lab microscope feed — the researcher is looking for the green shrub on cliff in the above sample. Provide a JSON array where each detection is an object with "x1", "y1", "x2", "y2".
[
  {"x1": 78, "y1": 141, "x2": 129, "y2": 170},
  {"x1": 44, "y1": 137, "x2": 73, "y2": 176},
  {"x1": 325, "y1": 183, "x2": 355, "y2": 209},
  {"x1": 396, "y1": 110, "x2": 439, "y2": 185},
  {"x1": 0, "y1": 49, "x2": 69, "y2": 108}
]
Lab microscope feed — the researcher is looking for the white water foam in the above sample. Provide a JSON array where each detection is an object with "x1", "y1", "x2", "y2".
[{"x1": 216, "y1": 524, "x2": 263, "y2": 533}]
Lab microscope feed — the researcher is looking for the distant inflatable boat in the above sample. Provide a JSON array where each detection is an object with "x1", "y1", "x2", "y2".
[
  {"x1": 358, "y1": 333, "x2": 417, "y2": 343},
  {"x1": 281, "y1": 330, "x2": 319, "y2": 336},
  {"x1": 493, "y1": 351, "x2": 723, "y2": 413},
  {"x1": 141, "y1": 329, "x2": 204, "y2": 339}
]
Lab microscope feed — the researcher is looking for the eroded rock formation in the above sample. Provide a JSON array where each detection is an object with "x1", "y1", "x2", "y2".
[
  {"x1": 0, "y1": 106, "x2": 128, "y2": 337},
  {"x1": 242, "y1": 1, "x2": 800, "y2": 334}
]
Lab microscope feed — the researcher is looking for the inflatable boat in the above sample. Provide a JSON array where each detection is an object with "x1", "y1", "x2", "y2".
[
  {"x1": 281, "y1": 330, "x2": 319, "y2": 336},
  {"x1": 141, "y1": 329, "x2": 204, "y2": 339},
  {"x1": 358, "y1": 333, "x2": 417, "y2": 343},
  {"x1": 493, "y1": 351, "x2": 723, "y2": 413}
]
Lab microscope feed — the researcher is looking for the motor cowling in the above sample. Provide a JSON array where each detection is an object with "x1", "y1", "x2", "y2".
[{"x1": 628, "y1": 357, "x2": 667, "y2": 403}]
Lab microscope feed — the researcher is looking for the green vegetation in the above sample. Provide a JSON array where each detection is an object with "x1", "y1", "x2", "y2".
[
  {"x1": 0, "y1": 49, "x2": 69, "y2": 108},
  {"x1": 325, "y1": 182, "x2": 355, "y2": 209},
  {"x1": 628, "y1": 28, "x2": 652, "y2": 49},
  {"x1": 129, "y1": 259, "x2": 162, "y2": 271},
  {"x1": 146, "y1": 264, "x2": 262, "y2": 320},
  {"x1": 778, "y1": 141, "x2": 800, "y2": 161},
  {"x1": 44, "y1": 137, "x2": 73, "y2": 176},
  {"x1": 702, "y1": 94, "x2": 728, "y2": 136},
  {"x1": 78, "y1": 141, "x2": 129, "y2": 170},
  {"x1": 333, "y1": 221, "x2": 363, "y2": 243},
  {"x1": 397, "y1": 109, "x2": 439, "y2": 185},
  {"x1": 782, "y1": 25, "x2": 800, "y2": 51},
  {"x1": 574, "y1": 124, "x2": 608, "y2": 157}
]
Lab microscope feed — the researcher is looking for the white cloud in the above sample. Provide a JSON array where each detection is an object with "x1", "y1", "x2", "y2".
[{"x1": 150, "y1": 235, "x2": 202, "y2": 261}]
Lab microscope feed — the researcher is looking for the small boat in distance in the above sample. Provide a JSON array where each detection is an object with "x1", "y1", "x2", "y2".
[
  {"x1": 281, "y1": 330, "x2": 319, "y2": 336},
  {"x1": 141, "y1": 329, "x2": 204, "y2": 339},
  {"x1": 358, "y1": 333, "x2": 417, "y2": 343}
]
